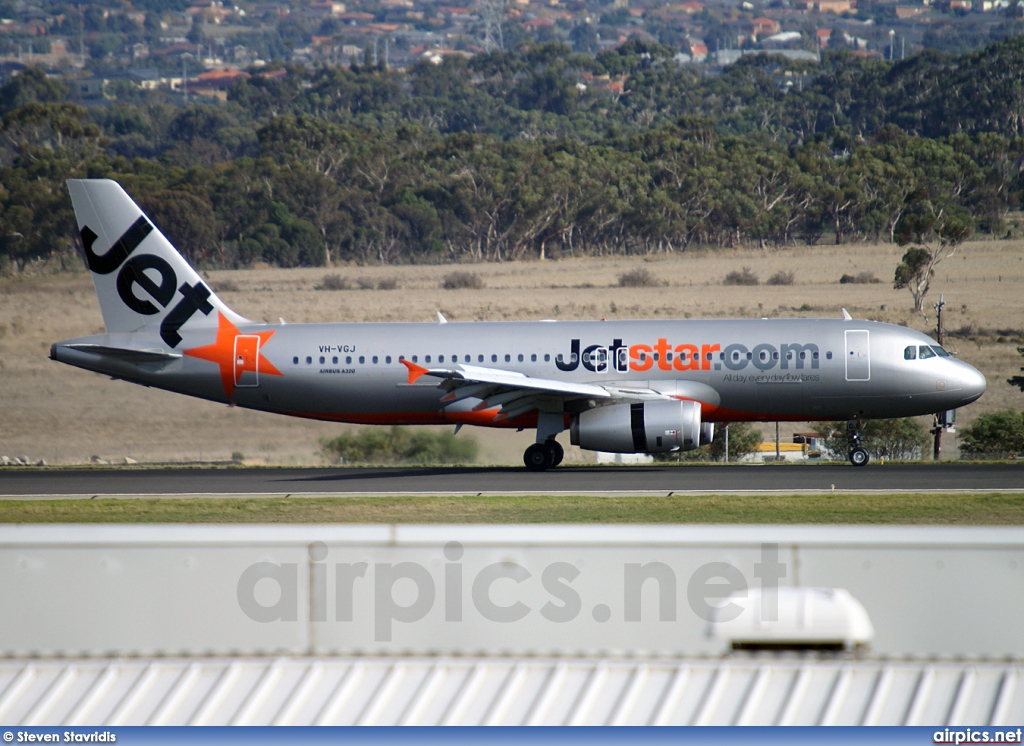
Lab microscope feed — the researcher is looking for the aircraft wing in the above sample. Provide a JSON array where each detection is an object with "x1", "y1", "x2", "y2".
[{"x1": 401, "y1": 359, "x2": 671, "y2": 421}]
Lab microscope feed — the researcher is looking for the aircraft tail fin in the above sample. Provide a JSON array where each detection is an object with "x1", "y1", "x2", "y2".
[{"x1": 67, "y1": 179, "x2": 249, "y2": 349}]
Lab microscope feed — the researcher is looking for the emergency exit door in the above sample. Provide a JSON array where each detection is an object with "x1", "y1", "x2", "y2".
[{"x1": 234, "y1": 335, "x2": 261, "y2": 387}]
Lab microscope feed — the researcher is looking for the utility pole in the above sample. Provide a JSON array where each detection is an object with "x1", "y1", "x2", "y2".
[{"x1": 932, "y1": 294, "x2": 945, "y2": 460}]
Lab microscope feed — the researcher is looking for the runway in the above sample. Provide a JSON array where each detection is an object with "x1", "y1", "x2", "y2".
[{"x1": 1, "y1": 463, "x2": 1021, "y2": 497}]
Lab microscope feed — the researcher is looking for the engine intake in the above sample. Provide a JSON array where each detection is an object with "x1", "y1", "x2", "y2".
[{"x1": 570, "y1": 400, "x2": 702, "y2": 453}]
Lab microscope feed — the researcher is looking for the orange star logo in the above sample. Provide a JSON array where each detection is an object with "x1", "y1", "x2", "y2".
[{"x1": 183, "y1": 312, "x2": 283, "y2": 398}]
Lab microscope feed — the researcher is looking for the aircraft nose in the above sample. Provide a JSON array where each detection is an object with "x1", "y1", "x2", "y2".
[{"x1": 960, "y1": 364, "x2": 987, "y2": 404}]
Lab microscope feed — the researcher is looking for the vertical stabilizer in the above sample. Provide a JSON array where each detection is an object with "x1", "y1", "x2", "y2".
[{"x1": 67, "y1": 179, "x2": 249, "y2": 349}]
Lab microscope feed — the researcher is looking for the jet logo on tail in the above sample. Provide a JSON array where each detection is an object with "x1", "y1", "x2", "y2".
[{"x1": 80, "y1": 218, "x2": 215, "y2": 347}]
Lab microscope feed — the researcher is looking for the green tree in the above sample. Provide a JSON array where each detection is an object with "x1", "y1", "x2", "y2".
[
  {"x1": 893, "y1": 181, "x2": 973, "y2": 311},
  {"x1": 711, "y1": 422, "x2": 762, "y2": 462},
  {"x1": 0, "y1": 67, "x2": 66, "y2": 116},
  {"x1": 959, "y1": 410, "x2": 1024, "y2": 457}
]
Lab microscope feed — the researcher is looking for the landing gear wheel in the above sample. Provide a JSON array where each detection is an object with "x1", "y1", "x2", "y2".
[
  {"x1": 846, "y1": 419, "x2": 868, "y2": 467},
  {"x1": 548, "y1": 440, "x2": 564, "y2": 467},
  {"x1": 524, "y1": 443, "x2": 555, "y2": 471}
]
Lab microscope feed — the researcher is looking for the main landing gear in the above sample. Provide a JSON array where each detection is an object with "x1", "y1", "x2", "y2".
[
  {"x1": 524, "y1": 439, "x2": 564, "y2": 472},
  {"x1": 847, "y1": 419, "x2": 869, "y2": 467},
  {"x1": 524, "y1": 411, "x2": 566, "y2": 471}
]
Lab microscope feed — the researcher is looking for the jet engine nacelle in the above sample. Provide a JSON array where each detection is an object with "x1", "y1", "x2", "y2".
[{"x1": 570, "y1": 400, "x2": 701, "y2": 453}]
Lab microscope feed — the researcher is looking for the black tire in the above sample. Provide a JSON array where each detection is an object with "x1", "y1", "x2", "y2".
[
  {"x1": 850, "y1": 448, "x2": 870, "y2": 467},
  {"x1": 548, "y1": 440, "x2": 564, "y2": 467},
  {"x1": 524, "y1": 443, "x2": 554, "y2": 471}
]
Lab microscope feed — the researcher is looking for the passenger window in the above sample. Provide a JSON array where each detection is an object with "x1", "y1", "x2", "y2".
[
  {"x1": 545, "y1": 354, "x2": 551, "y2": 362},
  {"x1": 386, "y1": 356, "x2": 392, "y2": 364},
  {"x1": 666, "y1": 352, "x2": 673, "y2": 362},
  {"x1": 491, "y1": 354, "x2": 497, "y2": 363},
  {"x1": 359, "y1": 356, "x2": 365, "y2": 364},
  {"x1": 372, "y1": 356, "x2": 379, "y2": 364},
  {"x1": 531, "y1": 354, "x2": 537, "y2": 362},
  {"x1": 826, "y1": 351, "x2": 833, "y2": 360},
  {"x1": 518, "y1": 354, "x2": 524, "y2": 362},
  {"x1": 410, "y1": 355, "x2": 416, "y2": 363},
  {"x1": 346, "y1": 356, "x2": 352, "y2": 364},
  {"x1": 293, "y1": 356, "x2": 299, "y2": 365},
  {"x1": 333, "y1": 356, "x2": 338, "y2": 364},
  {"x1": 905, "y1": 346, "x2": 916, "y2": 360},
  {"x1": 919, "y1": 345, "x2": 936, "y2": 360},
  {"x1": 478, "y1": 354, "x2": 484, "y2": 363},
  {"x1": 439, "y1": 355, "x2": 444, "y2": 363},
  {"x1": 319, "y1": 356, "x2": 325, "y2": 364},
  {"x1": 306, "y1": 356, "x2": 312, "y2": 364},
  {"x1": 425, "y1": 355, "x2": 431, "y2": 363},
  {"x1": 773, "y1": 352, "x2": 779, "y2": 360},
  {"x1": 505, "y1": 354, "x2": 511, "y2": 362}
]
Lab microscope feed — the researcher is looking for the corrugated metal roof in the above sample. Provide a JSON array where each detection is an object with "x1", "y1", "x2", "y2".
[{"x1": 1, "y1": 656, "x2": 1021, "y2": 726}]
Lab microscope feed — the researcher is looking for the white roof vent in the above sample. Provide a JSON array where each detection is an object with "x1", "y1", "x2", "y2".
[{"x1": 708, "y1": 587, "x2": 874, "y2": 651}]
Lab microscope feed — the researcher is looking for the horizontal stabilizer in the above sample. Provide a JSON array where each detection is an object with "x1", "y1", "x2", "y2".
[{"x1": 57, "y1": 343, "x2": 183, "y2": 363}]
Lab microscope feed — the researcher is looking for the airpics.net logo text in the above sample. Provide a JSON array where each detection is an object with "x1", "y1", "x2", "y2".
[{"x1": 236, "y1": 541, "x2": 786, "y2": 641}]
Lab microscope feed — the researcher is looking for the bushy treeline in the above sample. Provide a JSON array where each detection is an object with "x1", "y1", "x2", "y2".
[
  {"x1": 320, "y1": 426, "x2": 479, "y2": 465},
  {"x1": 816, "y1": 418, "x2": 930, "y2": 461},
  {"x1": 5, "y1": 37, "x2": 1024, "y2": 271},
  {"x1": 959, "y1": 410, "x2": 1024, "y2": 458}
]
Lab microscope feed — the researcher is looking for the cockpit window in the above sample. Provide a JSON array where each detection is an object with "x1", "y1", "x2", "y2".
[
  {"x1": 933, "y1": 345, "x2": 951, "y2": 357},
  {"x1": 918, "y1": 345, "x2": 936, "y2": 360},
  {"x1": 904, "y1": 346, "x2": 917, "y2": 360}
]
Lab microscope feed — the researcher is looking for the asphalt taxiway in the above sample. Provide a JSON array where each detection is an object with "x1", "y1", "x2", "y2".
[{"x1": 0, "y1": 463, "x2": 1021, "y2": 497}]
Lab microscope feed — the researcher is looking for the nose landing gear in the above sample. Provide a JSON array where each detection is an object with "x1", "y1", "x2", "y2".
[{"x1": 847, "y1": 420, "x2": 869, "y2": 466}]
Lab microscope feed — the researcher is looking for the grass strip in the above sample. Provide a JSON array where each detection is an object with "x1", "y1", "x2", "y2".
[{"x1": 0, "y1": 492, "x2": 1022, "y2": 524}]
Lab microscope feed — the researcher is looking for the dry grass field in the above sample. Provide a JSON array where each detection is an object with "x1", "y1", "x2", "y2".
[{"x1": 2, "y1": 240, "x2": 1022, "y2": 465}]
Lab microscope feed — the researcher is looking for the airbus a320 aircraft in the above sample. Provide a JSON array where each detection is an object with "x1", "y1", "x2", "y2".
[{"x1": 51, "y1": 180, "x2": 987, "y2": 470}]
